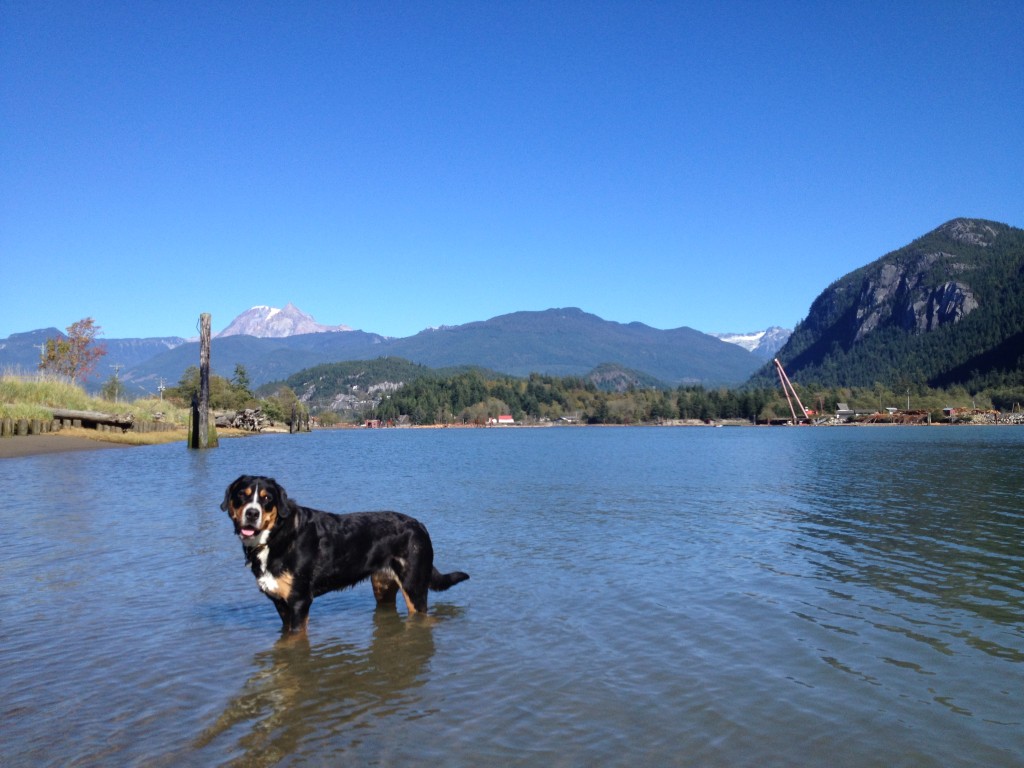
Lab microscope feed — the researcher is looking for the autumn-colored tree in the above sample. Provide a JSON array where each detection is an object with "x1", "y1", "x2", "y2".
[{"x1": 40, "y1": 317, "x2": 107, "y2": 383}]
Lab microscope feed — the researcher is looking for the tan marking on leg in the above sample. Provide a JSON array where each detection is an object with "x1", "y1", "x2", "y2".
[
  {"x1": 276, "y1": 571, "x2": 294, "y2": 601},
  {"x1": 397, "y1": 582, "x2": 421, "y2": 614}
]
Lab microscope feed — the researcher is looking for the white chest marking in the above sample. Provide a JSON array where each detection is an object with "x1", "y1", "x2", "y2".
[
  {"x1": 257, "y1": 572, "x2": 280, "y2": 594},
  {"x1": 252, "y1": 544, "x2": 278, "y2": 594}
]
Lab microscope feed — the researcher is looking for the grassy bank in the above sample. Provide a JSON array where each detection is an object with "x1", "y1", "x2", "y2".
[{"x1": 1, "y1": 373, "x2": 192, "y2": 444}]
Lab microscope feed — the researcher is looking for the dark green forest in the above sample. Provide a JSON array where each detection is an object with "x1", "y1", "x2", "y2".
[
  {"x1": 174, "y1": 353, "x2": 1024, "y2": 427},
  {"x1": 367, "y1": 367, "x2": 1023, "y2": 426}
]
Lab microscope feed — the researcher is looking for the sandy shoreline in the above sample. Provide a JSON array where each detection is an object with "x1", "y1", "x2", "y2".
[{"x1": 0, "y1": 434, "x2": 134, "y2": 459}]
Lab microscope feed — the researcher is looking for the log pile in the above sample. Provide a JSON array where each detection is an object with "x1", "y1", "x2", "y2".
[
  {"x1": 215, "y1": 409, "x2": 271, "y2": 432},
  {"x1": 861, "y1": 410, "x2": 931, "y2": 424},
  {"x1": 52, "y1": 408, "x2": 135, "y2": 432}
]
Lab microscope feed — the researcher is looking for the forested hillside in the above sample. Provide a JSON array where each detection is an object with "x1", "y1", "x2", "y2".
[
  {"x1": 264, "y1": 357, "x2": 1021, "y2": 426},
  {"x1": 752, "y1": 219, "x2": 1024, "y2": 391}
]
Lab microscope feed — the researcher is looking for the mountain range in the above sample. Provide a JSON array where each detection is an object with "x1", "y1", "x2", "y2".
[
  {"x1": 4, "y1": 217, "x2": 1020, "y2": 397},
  {"x1": 0, "y1": 308, "x2": 777, "y2": 394},
  {"x1": 137, "y1": 308, "x2": 765, "y2": 392}
]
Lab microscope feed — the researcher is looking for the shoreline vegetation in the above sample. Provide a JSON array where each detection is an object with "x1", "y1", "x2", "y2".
[{"x1": 3, "y1": 372, "x2": 1021, "y2": 460}]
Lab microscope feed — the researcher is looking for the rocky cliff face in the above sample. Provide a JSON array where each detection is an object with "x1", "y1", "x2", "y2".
[
  {"x1": 819, "y1": 219, "x2": 1002, "y2": 346},
  {"x1": 853, "y1": 254, "x2": 978, "y2": 341},
  {"x1": 757, "y1": 217, "x2": 1024, "y2": 389},
  {"x1": 941, "y1": 218, "x2": 999, "y2": 247}
]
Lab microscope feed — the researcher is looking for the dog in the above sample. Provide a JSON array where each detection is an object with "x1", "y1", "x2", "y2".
[{"x1": 221, "y1": 475, "x2": 469, "y2": 632}]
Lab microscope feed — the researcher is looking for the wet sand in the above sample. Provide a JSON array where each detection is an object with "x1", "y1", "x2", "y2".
[{"x1": 0, "y1": 434, "x2": 132, "y2": 459}]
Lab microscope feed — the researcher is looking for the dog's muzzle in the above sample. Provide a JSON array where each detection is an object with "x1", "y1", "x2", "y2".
[{"x1": 239, "y1": 505, "x2": 262, "y2": 540}]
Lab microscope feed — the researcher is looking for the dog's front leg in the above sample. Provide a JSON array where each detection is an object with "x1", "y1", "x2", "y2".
[
  {"x1": 279, "y1": 596, "x2": 311, "y2": 633},
  {"x1": 272, "y1": 598, "x2": 291, "y2": 627}
]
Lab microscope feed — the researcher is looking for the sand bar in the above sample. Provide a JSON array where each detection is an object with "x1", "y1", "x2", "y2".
[{"x1": 0, "y1": 434, "x2": 132, "y2": 459}]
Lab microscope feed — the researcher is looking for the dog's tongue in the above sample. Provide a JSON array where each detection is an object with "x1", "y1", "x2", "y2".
[{"x1": 241, "y1": 527, "x2": 256, "y2": 538}]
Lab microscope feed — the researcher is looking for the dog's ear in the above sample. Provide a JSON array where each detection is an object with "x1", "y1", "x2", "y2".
[
  {"x1": 220, "y1": 475, "x2": 248, "y2": 512},
  {"x1": 270, "y1": 478, "x2": 293, "y2": 518}
]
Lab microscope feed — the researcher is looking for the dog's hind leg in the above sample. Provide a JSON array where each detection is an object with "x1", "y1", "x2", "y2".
[
  {"x1": 397, "y1": 580, "x2": 427, "y2": 614},
  {"x1": 398, "y1": 559, "x2": 431, "y2": 614},
  {"x1": 396, "y1": 531, "x2": 435, "y2": 614},
  {"x1": 378, "y1": 564, "x2": 426, "y2": 613}
]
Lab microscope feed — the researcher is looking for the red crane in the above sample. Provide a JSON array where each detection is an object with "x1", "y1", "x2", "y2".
[{"x1": 774, "y1": 358, "x2": 810, "y2": 424}]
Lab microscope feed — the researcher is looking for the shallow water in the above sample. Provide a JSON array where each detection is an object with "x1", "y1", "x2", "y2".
[{"x1": 2, "y1": 426, "x2": 1022, "y2": 766}]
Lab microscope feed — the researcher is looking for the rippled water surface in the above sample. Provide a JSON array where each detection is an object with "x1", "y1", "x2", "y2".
[{"x1": 2, "y1": 427, "x2": 1022, "y2": 766}]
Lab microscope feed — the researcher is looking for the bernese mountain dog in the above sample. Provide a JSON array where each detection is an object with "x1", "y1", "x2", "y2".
[{"x1": 221, "y1": 475, "x2": 469, "y2": 632}]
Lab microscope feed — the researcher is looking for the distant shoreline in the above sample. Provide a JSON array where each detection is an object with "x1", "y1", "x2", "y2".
[{"x1": 4, "y1": 418, "x2": 1017, "y2": 458}]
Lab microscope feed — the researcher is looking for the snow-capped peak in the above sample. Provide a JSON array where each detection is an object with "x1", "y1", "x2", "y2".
[
  {"x1": 712, "y1": 326, "x2": 791, "y2": 359},
  {"x1": 217, "y1": 303, "x2": 352, "y2": 338}
]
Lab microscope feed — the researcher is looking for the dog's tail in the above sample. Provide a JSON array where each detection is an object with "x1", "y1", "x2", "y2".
[{"x1": 430, "y1": 568, "x2": 470, "y2": 591}]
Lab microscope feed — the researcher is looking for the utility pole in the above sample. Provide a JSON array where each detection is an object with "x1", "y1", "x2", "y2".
[{"x1": 110, "y1": 363, "x2": 122, "y2": 402}]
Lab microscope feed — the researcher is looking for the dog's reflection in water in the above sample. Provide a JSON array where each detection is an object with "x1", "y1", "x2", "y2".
[{"x1": 195, "y1": 607, "x2": 451, "y2": 764}]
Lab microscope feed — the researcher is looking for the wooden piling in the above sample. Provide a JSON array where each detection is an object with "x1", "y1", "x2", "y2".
[{"x1": 189, "y1": 313, "x2": 217, "y2": 449}]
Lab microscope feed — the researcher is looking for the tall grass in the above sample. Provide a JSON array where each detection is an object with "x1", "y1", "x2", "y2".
[{"x1": 0, "y1": 373, "x2": 188, "y2": 424}]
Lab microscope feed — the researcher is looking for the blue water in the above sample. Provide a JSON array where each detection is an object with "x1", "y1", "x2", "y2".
[{"x1": 2, "y1": 426, "x2": 1022, "y2": 766}]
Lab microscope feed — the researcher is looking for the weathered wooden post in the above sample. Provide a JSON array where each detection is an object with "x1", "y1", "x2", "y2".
[{"x1": 189, "y1": 313, "x2": 216, "y2": 449}]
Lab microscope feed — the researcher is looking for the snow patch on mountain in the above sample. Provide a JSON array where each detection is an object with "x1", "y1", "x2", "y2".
[{"x1": 712, "y1": 326, "x2": 791, "y2": 360}]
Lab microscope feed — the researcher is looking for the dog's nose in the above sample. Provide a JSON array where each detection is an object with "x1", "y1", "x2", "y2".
[{"x1": 244, "y1": 508, "x2": 260, "y2": 524}]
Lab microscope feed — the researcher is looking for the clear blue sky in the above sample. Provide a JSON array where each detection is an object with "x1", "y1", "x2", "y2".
[{"x1": 3, "y1": 1, "x2": 1022, "y2": 341}]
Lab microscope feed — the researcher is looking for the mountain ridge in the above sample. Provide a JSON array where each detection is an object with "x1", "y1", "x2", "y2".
[
  {"x1": 115, "y1": 307, "x2": 761, "y2": 392},
  {"x1": 1, "y1": 308, "x2": 769, "y2": 392},
  {"x1": 756, "y1": 217, "x2": 1024, "y2": 389}
]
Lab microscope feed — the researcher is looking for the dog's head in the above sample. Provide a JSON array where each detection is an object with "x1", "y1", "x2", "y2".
[{"x1": 221, "y1": 475, "x2": 292, "y2": 547}]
